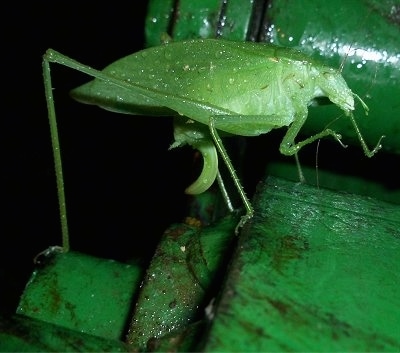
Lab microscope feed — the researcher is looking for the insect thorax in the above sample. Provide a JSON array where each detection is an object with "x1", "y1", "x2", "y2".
[{"x1": 193, "y1": 59, "x2": 321, "y2": 121}]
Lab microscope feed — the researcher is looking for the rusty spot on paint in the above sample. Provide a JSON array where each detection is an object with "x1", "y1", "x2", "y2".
[
  {"x1": 271, "y1": 235, "x2": 309, "y2": 273},
  {"x1": 267, "y1": 298, "x2": 290, "y2": 315},
  {"x1": 165, "y1": 224, "x2": 190, "y2": 240},
  {"x1": 184, "y1": 216, "x2": 202, "y2": 228}
]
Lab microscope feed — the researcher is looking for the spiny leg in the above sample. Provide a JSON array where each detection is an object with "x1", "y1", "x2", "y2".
[
  {"x1": 43, "y1": 49, "x2": 178, "y2": 251},
  {"x1": 216, "y1": 170, "x2": 235, "y2": 213},
  {"x1": 348, "y1": 112, "x2": 384, "y2": 157},
  {"x1": 351, "y1": 94, "x2": 384, "y2": 155},
  {"x1": 209, "y1": 117, "x2": 254, "y2": 234},
  {"x1": 294, "y1": 153, "x2": 306, "y2": 183},
  {"x1": 280, "y1": 105, "x2": 384, "y2": 158},
  {"x1": 279, "y1": 110, "x2": 345, "y2": 156},
  {"x1": 43, "y1": 53, "x2": 70, "y2": 251},
  {"x1": 43, "y1": 49, "x2": 158, "y2": 252}
]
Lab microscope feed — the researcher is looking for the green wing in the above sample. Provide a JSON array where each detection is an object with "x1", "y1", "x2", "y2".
[{"x1": 71, "y1": 39, "x2": 310, "y2": 136}]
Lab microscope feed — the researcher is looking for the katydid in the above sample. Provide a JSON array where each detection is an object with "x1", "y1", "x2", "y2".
[{"x1": 43, "y1": 39, "x2": 384, "y2": 240}]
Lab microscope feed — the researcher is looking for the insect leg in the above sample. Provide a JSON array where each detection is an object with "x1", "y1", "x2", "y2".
[
  {"x1": 281, "y1": 109, "x2": 384, "y2": 158},
  {"x1": 43, "y1": 52, "x2": 70, "y2": 252},
  {"x1": 348, "y1": 112, "x2": 384, "y2": 157},
  {"x1": 294, "y1": 153, "x2": 306, "y2": 183},
  {"x1": 279, "y1": 110, "x2": 345, "y2": 156},
  {"x1": 216, "y1": 171, "x2": 235, "y2": 213},
  {"x1": 208, "y1": 117, "x2": 254, "y2": 234},
  {"x1": 43, "y1": 49, "x2": 136, "y2": 252}
]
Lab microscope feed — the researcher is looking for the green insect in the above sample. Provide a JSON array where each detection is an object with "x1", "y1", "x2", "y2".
[{"x1": 43, "y1": 39, "x2": 384, "y2": 241}]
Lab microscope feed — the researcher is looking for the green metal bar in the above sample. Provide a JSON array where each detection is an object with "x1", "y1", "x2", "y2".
[
  {"x1": 145, "y1": 0, "x2": 176, "y2": 47},
  {"x1": 217, "y1": 0, "x2": 255, "y2": 40},
  {"x1": 202, "y1": 176, "x2": 400, "y2": 351},
  {"x1": 126, "y1": 215, "x2": 238, "y2": 350},
  {"x1": 164, "y1": 0, "x2": 221, "y2": 41},
  {"x1": 0, "y1": 315, "x2": 130, "y2": 352},
  {"x1": 17, "y1": 251, "x2": 142, "y2": 341}
]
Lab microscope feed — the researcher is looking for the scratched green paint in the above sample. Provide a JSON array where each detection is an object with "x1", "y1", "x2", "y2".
[
  {"x1": 126, "y1": 214, "x2": 237, "y2": 350},
  {"x1": 17, "y1": 251, "x2": 142, "y2": 340},
  {"x1": 203, "y1": 177, "x2": 400, "y2": 351}
]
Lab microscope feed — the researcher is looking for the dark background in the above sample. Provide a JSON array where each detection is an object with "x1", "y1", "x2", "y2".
[{"x1": 2, "y1": 1, "x2": 196, "y2": 313}]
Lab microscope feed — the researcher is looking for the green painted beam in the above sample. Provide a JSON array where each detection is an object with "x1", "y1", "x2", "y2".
[
  {"x1": 0, "y1": 314, "x2": 129, "y2": 352},
  {"x1": 17, "y1": 250, "x2": 142, "y2": 341},
  {"x1": 202, "y1": 176, "x2": 400, "y2": 351},
  {"x1": 126, "y1": 215, "x2": 238, "y2": 350}
]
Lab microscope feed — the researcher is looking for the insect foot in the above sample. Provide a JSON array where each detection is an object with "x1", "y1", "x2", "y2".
[
  {"x1": 330, "y1": 131, "x2": 347, "y2": 149},
  {"x1": 363, "y1": 135, "x2": 385, "y2": 157},
  {"x1": 235, "y1": 212, "x2": 254, "y2": 235},
  {"x1": 347, "y1": 112, "x2": 385, "y2": 157}
]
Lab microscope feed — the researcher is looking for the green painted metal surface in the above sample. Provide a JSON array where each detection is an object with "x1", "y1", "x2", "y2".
[
  {"x1": 165, "y1": 0, "x2": 221, "y2": 41},
  {"x1": 145, "y1": 0, "x2": 175, "y2": 46},
  {"x1": 214, "y1": 0, "x2": 255, "y2": 40},
  {"x1": 146, "y1": 321, "x2": 206, "y2": 352},
  {"x1": 145, "y1": 0, "x2": 256, "y2": 46},
  {"x1": 267, "y1": 162, "x2": 400, "y2": 205},
  {"x1": 0, "y1": 314, "x2": 129, "y2": 352},
  {"x1": 17, "y1": 250, "x2": 142, "y2": 341},
  {"x1": 126, "y1": 215, "x2": 237, "y2": 350},
  {"x1": 202, "y1": 176, "x2": 400, "y2": 351}
]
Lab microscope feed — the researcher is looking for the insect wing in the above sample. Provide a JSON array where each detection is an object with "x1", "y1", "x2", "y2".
[{"x1": 71, "y1": 39, "x2": 308, "y2": 135}]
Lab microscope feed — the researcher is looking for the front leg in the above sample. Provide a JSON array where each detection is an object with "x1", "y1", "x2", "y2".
[{"x1": 279, "y1": 110, "x2": 345, "y2": 156}]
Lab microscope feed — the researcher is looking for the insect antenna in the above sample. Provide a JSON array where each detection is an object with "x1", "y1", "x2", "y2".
[
  {"x1": 352, "y1": 92, "x2": 369, "y2": 115},
  {"x1": 351, "y1": 61, "x2": 379, "y2": 116},
  {"x1": 313, "y1": 115, "x2": 347, "y2": 189},
  {"x1": 315, "y1": 139, "x2": 321, "y2": 189}
]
